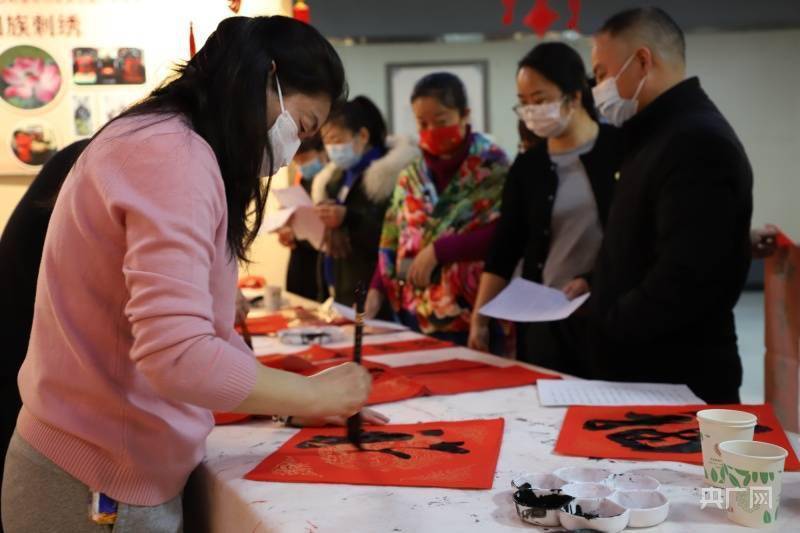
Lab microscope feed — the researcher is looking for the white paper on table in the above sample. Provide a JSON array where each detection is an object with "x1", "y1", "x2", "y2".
[
  {"x1": 536, "y1": 379, "x2": 705, "y2": 407},
  {"x1": 331, "y1": 302, "x2": 408, "y2": 331},
  {"x1": 273, "y1": 185, "x2": 314, "y2": 209},
  {"x1": 292, "y1": 206, "x2": 325, "y2": 250},
  {"x1": 479, "y1": 277, "x2": 589, "y2": 322}
]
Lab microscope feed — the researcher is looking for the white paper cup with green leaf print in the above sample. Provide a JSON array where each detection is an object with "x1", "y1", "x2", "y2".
[
  {"x1": 719, "y1": 440, "x2": 788, "y2": 528},
  {"x1": 697, "y1": 409, "x2": 757, "y2": 487}
]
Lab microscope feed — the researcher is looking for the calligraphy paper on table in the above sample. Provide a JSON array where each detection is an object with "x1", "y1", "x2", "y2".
[
  {"x1": 537, "y1": 379, "x2": 704, "y2": 406},
  {"x1": 213, "y1": 412, "x2": 251, "y2": 425},
  {"x1": 331, "y1": 337, "x2": 454, "y2": 357},
  {"x1": 240, "y1": 314, "x2": 290, "y2": 335},
  {"x1": 245, "y1": 418, "x2": 505, "y2": 489},
  {"x1": 257, "y1": 345, "x2": 343, "y2": 367},
  {"x1": 393, "y1": 359, "x2": 560, "y2": 396},
  {"x1": 308, "y1": 360, "x2": 427, "y2": 405},
  {"x1": 554, "y1": 404, "x2": 800, "y2": 471}
]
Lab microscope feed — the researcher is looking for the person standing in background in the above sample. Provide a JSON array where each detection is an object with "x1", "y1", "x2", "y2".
[
  {"x1": 315, "y1": 96, "x2": 419, "y2": 309},
  {"x1": 470, "y1": 42, "x2": 622, "y2": 373},
  {"x1": 367, "y1": 73, "x2": 509, "y2": 345},
  {"x1": 585, "y1": 8, "x2": 753, "y2": 403},
  {"x1": 277, "y1": 136, "x2": 328, "y2": 301}
]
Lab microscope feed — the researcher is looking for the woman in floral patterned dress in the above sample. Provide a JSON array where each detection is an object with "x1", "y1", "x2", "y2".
[{"x1": 365, "y1": 72, "x2": 509, "y2": 346}]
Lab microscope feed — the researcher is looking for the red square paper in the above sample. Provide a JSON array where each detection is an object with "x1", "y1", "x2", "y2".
[
  {"x1": 554, "y1": 404, "x2": 800, "y2": 471},
  {"x1": 245, "y1": 418, "x2": 505, "y2": 489},
  {"x1": 394, "y1": 359, "x2": 560, "y2": 396}
]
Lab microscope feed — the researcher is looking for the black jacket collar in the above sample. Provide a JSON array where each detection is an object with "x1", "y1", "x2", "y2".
[
  {"x1": 623, "y1": 76, "x2": 707, "y2": 148},
  {"x1": 524, "y1": 122, "x2": 620, "y2": 170}
]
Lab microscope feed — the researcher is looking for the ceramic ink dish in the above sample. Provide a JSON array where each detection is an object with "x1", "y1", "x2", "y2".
[
  {"x1": 513, "y1": 483, "x2": 574, "y2": 527},
  {"x1": 559, "y1": 498, "x2": 630, "y2": 533},
  {"x1": 511, "y1": 467, "x2": 669, "y2": 530}
]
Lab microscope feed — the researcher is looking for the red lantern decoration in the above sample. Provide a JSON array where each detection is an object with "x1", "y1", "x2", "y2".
[
  {"x1": 189, "y1": 21, "x2": 196, "y2": 58},
  {"x1": 501, "y1": 0, "x2": 517, "y2": 26},
  {"x1": 567, "y1": 0, "x2": 581, "y2": 31},
  {"x1": 523, "y1": 0, "x2": 559, "y2": 37},
  {"x1": 293, "y1": 1, "x2": 310, "y2": 24}
]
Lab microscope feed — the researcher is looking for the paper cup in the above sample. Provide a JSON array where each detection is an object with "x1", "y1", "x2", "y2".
[
  {"x1": 719, "y1": 440, "x2": 788, "y2": 528},
  {"x1": 264, "y1": 285, "x2": 282, "y2": 312},
  {"x1": 697, "y1": 409, "x2": 757, "y2": 487}
]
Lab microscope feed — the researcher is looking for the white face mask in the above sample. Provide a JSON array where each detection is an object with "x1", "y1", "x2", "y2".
[
  {"x1": 262, "y1": 74, "x2": 301, "y2": 176},
  {"x1": 326, "y1": 141, "x2": 361, "y2": 170},
  {"x1": 517, "y1": 100, "x2": 573, "y2": 138},
  {"x1": 592, "y1": 53, "x2": 647, "y2": 127}
]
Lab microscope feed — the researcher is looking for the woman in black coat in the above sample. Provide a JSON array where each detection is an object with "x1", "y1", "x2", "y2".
[{"x1": 469, "y1": 43, "x2": 623, "y2": 376}]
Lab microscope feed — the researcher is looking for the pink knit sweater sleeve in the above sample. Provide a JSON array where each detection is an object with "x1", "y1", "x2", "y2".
[{"x1": 105, "y1": 131, "x2": 257, "y2": 411}]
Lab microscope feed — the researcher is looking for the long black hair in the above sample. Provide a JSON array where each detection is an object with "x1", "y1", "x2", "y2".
[
  {"x1": 109, "y1": 16, "x2": 346, "y2": 261},
  {"x1": 518, "y1": 42, "x2": 597, "y2": 121},
  {"x1": 410, "y1": 72, "x2": 468, "y2": 116},
  {"x1": 326, "y1": 96, "x2": 387, "y2": 150}
]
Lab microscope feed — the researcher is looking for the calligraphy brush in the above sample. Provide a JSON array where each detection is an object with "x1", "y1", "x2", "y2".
[{"x1": 346, "y1": 282, "x2": 366, "y2": 450}]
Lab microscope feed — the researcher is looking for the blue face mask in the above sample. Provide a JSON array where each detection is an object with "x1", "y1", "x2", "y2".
[
  {"x1": 326, "y1": 142, "x2": 361, "y2": 170},
  {"x1": 299, "y1": 157, "x2": 323, "y2": 180}
]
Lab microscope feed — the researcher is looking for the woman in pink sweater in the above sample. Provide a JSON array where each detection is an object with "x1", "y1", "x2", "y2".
[{"x1": 2, "y1": 16, "x2": 372, "y2": 533}]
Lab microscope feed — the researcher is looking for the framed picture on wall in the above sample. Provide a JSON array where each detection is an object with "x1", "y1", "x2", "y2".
[{"x1": 386, "y1": 60, "x2": 489, "y2": 137}]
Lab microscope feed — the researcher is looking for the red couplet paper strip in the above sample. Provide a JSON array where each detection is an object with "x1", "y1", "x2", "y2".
[
  {"x1": 554, "y1": 403, "x2": 800, "y2": 471},
  {"x1": 303, "y1": 360, "x2": 428, "y2": 405},
  {"x1": 393, "y1": 359, "x2": 561, "y2": 396},
  {"x1": 245, "y1": 418, "x2": 505, "y2": 489},
  {"x1": 257, "y1": 345, "x2": 343, "y2": 367},
  {"x1": 239, "y1": 314, "x2": 290, "y2": 335},
  {"x1": 213, "y1": 412, "x2": 251, "y2": 425},
  {"x1": 331, "y1": 337, "x2": 455, "y2": 358}
]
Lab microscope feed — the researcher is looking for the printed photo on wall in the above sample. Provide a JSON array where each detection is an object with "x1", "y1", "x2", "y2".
[
  {"x1": 10, "y1": 121, "x2": 58, "y2": 167},
  {"x1": 0, "y1": 45, "x2": 62, "y2": 110},
  {"x1": 99, "y1": 92, "x2": 138, "y2": 124},
  {"x1": 72, "y1": 95, "x2": 94, "y2": 137},
  {"x1": 72, "y1": 47, "x2": 146, "y2": 85}
]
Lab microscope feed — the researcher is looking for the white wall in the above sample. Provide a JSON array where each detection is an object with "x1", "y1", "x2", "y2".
[{"x1": 334, "y1": 28, "x2": 800, "y2": 234}]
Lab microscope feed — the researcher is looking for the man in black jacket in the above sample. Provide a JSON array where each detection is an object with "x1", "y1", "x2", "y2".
[{"x1": 586, "y1": 8, "x2": 753, "y2": 403}]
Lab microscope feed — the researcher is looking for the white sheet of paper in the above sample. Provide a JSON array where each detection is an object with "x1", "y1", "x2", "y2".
[
  {"x1": 273, "y1": 186, "x2": 314, "y2": 209},
  {"x1": 331, "y1": 302, "x2": 408, "y2": 331},
  {"x1": 536, "y1": 379, "x2": 705, "y2": 406},
  {"x1": 479, "y1": 277, "x2": 589, "y2": 322},
  {"x1": 292, "y1": 206, "x2": 325, "y2": 250},
  {"x1": 263, "y1": 207, "x2": 297, "y2": 234}
]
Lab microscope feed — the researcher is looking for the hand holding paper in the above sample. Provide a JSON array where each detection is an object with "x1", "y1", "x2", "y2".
[
  {"x1": 264, "y1": 186, "x2": 325, "y2": 250},
  {"x1": 479, "y1": 278, "x2": 589, "y2": 322}
]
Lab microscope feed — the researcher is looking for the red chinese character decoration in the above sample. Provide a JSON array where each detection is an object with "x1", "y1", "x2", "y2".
[
  {"x1": 501, "y1": 0, "x2": 516, "y2": 25},
  {"x1": 293, "y1": 1, "x2": 310, "y2": 24},
  {"x1": 189, "y1": 21, "x2": 196, "y2": 58},
  {"x1": 567, "y1": 0, "x2": 582, "y2": 30},
  {"x1": 502, "y1": 0, "x2": 581, "y2": 35},
  {"x1": 523, "y1": 0, "x2": 559, "y2": 37}
]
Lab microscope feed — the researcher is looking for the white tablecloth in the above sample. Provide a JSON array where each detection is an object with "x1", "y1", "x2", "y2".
[{"x1": 186, "y1": 329, "x2": 800, "y2": 532}]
